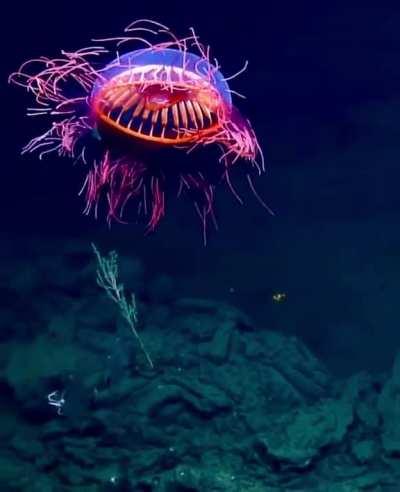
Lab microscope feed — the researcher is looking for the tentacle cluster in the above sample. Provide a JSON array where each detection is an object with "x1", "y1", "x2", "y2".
[{"x1": 10, "y1": 19, "x2": 265, "y2": 236}]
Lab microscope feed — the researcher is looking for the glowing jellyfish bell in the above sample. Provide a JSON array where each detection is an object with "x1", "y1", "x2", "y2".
[
  {"x1": 91, "y1": 47, "x2": 234, "y2": 145},
  {"x1": 10, "y1": 19, "x2": 268, "y2": 240}
]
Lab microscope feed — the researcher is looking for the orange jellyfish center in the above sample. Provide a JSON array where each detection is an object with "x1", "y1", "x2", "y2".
[{"x1": 93, "y1": 67, "x2": 225, "y2": 145}]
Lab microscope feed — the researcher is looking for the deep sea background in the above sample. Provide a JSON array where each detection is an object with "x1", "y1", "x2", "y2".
[{"x1": 2, "y1": 2, "x2": 400, "y2": 491}]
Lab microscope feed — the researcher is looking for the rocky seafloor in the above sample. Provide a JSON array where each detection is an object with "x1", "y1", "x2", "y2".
[{"x1": 1, "y1": 238, "x2": 400, "y2": 492}]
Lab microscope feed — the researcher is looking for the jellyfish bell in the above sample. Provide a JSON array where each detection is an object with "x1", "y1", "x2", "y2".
[
  {"x1": 10, "y1": 20, "x2": 267, "y2": 240},
  {"x1": 91, "y1": 47, "x2": 254, "y2": 152}
]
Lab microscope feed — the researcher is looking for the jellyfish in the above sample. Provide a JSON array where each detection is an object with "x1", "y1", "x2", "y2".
[{"x1": 9, "y1": 19, "x2": 268, "y2": 240}]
